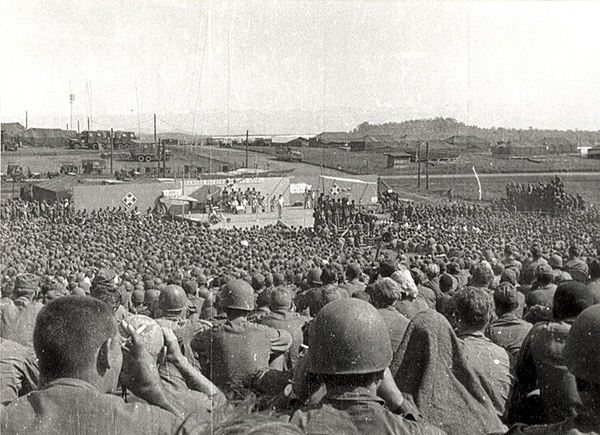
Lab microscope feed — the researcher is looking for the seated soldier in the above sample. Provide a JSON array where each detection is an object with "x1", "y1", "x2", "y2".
[
  {"x1": 288, "y1": 298, "x2": 446, "y2": 435},
  {"x1": 370, "y1": 277, "x2": 410, "y2": 358},
  {"x1": 453, "y1": 286, "x2": 512, "y2": 417},
  {"x1": 505, "y1": 281, "x2": 594, "y2": 425},
  {"x1": 1, "y1": 295, "x2": 190, "y2": 435},
  {"x1": 257, "y1": 288, "x2": 309, "y2": 371},
  {"x1": 0, "y1": 273, "x2": 44, "y2": 347},
  {"x1": 487, "y1": 282, "x2": 533, "y2": 361},
  {"x1": 499, "y1": 304, "x2": 600, "y2": 434},
  {"x1": 191, "y1": 279, "x2": 292, "y2": 400}
]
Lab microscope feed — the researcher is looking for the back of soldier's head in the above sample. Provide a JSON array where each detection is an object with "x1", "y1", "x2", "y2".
[
  {"x1": 34, "y1": 296, "x2": 117, "y2": 380},
  {"x1": 453, "y1": 287, "x2": 493, "y2": 330},
  {"x1": 470, "y1": 264, "x2": 494, "y2": 288},
  {"x1": 371, "y1": 277, "x2": 400, "y2": 308},
  {"x1": 321, "y1": 266, "x2": 338, "y2": 285},
  {"x1": 553, "y1": 281, "x2": 594, "y2": 321}
]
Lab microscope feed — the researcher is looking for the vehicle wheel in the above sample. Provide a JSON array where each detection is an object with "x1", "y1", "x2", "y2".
[
  {"x1": 73, "y1": 143, "x2": 80, "y2": 149},
  {"x1": 165, "y1": 155, "x2": 171, "y2": 161},
  {"x1": 145, "y1": 155, "x2": 153, "y2": 162},
  {"x1": 137, "y1": 155, "x2": 145, "y2": 162},
  {"x1": 123, "y1": 143, "x2": 130, "y2": 149}
]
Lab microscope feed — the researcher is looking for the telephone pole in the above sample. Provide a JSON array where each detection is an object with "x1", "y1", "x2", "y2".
[{"x1": 245, "y1": 130, "x2": 249, "y2": 168}]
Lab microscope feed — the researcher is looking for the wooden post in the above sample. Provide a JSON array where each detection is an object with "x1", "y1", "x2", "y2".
[
  {"x1": 157, "y1": 140, "x2": 161, "y2": 178},
  {"x1": 245, "y1": 130, "x2": 249, "y2": 168},
  {"x1": 426, "y1": 141, "x2": 430, "y2": 190},
  {"x1": 110, "y1": 128, "x2": 114, "y2": 175},
  {"x1": 417, "y1": 142, "x2": 421, "y2": 189}
]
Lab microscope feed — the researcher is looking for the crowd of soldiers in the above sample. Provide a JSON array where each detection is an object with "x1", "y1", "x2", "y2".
[
  {"x1": 313, "y1": 193, "x2": 378, "y2": 236},
  {"x1": 2, "y1": 196, "x2": 600, "y2": 434},
  {"x1": 494, "y1": 176, "x2": 586, "y2": 214}
]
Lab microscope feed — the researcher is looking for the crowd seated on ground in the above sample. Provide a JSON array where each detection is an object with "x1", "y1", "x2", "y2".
[{"x1": 2, "y1": 195, "x2": 600, "y2": 434}]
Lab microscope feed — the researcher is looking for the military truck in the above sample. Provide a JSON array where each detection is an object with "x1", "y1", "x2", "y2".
[
  {"x1": 69, "y1": 130, "x2": 136, "y2": 150},
  {"x1": 276, "y1": 147, "x2": 303, "y2": 163}
]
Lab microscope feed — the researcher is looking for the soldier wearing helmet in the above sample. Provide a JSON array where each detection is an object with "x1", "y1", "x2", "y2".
[
  {"x1": 155, "y1": 285, "x2": 211, "y2": 369},
  {"x1": 257, "y1": 288, "x2": 309, "y2": 371},
  {"x1": 294, "y1": 266, "x2": 348, "y2": 317},
  {"x1": 506, "y1": 281, "x2": 595, "y2": 426},
  {"x1": 288, "y1": 299, "x2": 445, "y2": 434},
  {"x1": 191, "y1": 279, "x2": 292, "y2": 399},
  {"x1": 501, "y1": 304, "x2": 600, "y2": 434}
]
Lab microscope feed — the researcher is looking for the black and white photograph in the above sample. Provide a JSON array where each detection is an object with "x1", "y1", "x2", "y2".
[{"x1": 1, "y1": 1, "x2": 600, "y2": 434}]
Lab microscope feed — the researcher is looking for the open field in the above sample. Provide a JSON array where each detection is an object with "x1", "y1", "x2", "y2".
[
  {"x1": 2, "y1": 146, "x2": 599, "y2": 207},
  {"x1": 233, "y1": 145, "x2": 600, "y2": 176},
  {"x1": 383, "y1": 172, "x2": 600, "y2": 207}
]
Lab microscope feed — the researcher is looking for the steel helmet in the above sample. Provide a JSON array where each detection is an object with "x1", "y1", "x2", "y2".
[
  {"x1": 219, "y1": 279, "x2": 255, "y2": 311},
  {"x1": 564, "y1": 305, "x2": 600, "y2": 384},
  {"x1": 307, "y1": 298, "x2": 392, "y2": 375},
  {"x1": 158, "y1": 285, "x2": 187, "y2": 312},
  {"x1": 119, "y1": 314, "x2": 164, "y2": 357}
]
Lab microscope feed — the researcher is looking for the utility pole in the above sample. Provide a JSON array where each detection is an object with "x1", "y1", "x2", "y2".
[
  {"x1": 157, "y1": 140, "x2": 161, "y2": 178},
  {"x1": 25, "y1": 111, "x2": 28, "y2": 129},
  {"x1": 426, "y1": 141, "x2": 430, "y2": 190},
  {"x1": 110, "y1": 128, "x2": 114, "y2": 175},
  {"x1": 417, "y1": 141, "x2": 421, "y2": 189},
  {"x1": 245, "y1": 130, "x2": 249, "y2": 168},
  {"x1": 153, "y1": 114, "x2": 157, "y2": 143},
  {"x1": 87, "y1": 117, "x2": 90, "y2": 131},
  {"x1": 77, "y1": 120, "x2": 80, "y2": 133},
  {"x1": 69, "y1": 90, "x2": 74, "y2": 132}
]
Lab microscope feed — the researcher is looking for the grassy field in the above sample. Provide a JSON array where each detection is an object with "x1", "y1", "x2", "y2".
[
  {"x1": 383, "y1": 172, "x2": 600, "y2": 207},
  {"x1": 234, "y1": 145, "x2": 600, "y2": 176}
]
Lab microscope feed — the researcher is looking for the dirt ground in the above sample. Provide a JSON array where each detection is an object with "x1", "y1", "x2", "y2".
[{"x1": 2, "y1": 146, "x2": 599, "y2": 207}]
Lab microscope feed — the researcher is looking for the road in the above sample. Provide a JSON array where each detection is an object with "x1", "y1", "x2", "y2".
[
  {"x1": 382, "y1": 171, "x2": 600, "y2": 180},
  {"x1": 173, "y1": 144, "x2": 349, "y2": 178}
]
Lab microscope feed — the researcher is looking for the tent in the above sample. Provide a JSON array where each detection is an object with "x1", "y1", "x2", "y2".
[
  {"x1": 21, "y1": 128, "x2": 76, "y2": 148},
  {"x1": 30, "y1": 176, "x2": 81, "y2": 203}
]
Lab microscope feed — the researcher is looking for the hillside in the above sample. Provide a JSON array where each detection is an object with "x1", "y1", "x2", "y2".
[{"x1": 351, "y1": 118, "x2": 599, "y2": 146}]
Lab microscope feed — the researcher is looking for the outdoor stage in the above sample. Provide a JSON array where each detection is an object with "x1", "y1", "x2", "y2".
[{"x1": 182, "y1": 206, "x2": 315, "y2": 229}]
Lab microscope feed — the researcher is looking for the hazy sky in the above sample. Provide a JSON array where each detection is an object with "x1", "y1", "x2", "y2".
[{"x1": 1, "y1": 0, "x2": 599, "y2": 135}]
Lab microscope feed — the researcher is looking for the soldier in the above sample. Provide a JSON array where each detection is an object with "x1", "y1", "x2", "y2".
[
  {"x1": 506, "y1": 281, "x2": 594, "y2": 425},
  {"x1": 453, "y1": 287, "x2": 512, "y2": 417},
  {"x1": 191, "y1": 279, "x2": 292, "y2": 399},
  {"x1": 295, "y1": 266, "x2": 347, "y2": 317},
  {"x1": 501, "y1": 304, "x2": 600, "y2": 434},
  {"x1": 0, "y1": 338, "x2": 39, "y2": 406},
  {"x1": 154, "y1": 285, "x2": 211, "y2": 368},
  {"x1": 0, "y1": 273, "x2": 43, "y2": 347},
  {"x1": 564, "y1": 245, "x2": 589, "y2": 283},
  {"x1": 1, "y1": 296, "x2": 185, "y2": 435},
  {"x1": 289, "y1": 298, "x2": 446, "y2": 435},
  {"x1": 487, "y1": 283, "x2": 533, "y2": 361},
  {"x1": 339, "y1": 263, "x2": 366, "y2": 296},
  {"x1": 257, "y1": 288, "x2": 309, "y2": 371},
  {"x1": 370, "y1": 277, "x2": 410, "y2": 358}
]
